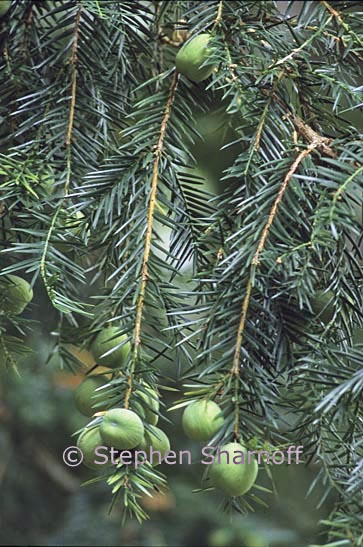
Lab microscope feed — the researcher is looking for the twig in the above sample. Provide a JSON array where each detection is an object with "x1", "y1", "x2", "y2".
[
  {"x1": 213, "y1": 1, "x2": 223, "y2": 29},
  {"x1": 223, "y1": 33, "x2": 337, "y2": 159},
  {"x1": 124, "y1": 71, "x2": 179, "y2": 408},
  {"x1": 65, "y1": 8, "x2": 82, "y2": 197},
  {"x1": 254, "y1": 70, "x2": 285, "y2": 151},
  {"x1": 269, "y1": 16, "x2": 332, "y2": 69},
  {"x1": 270, "y1": 91, "x2": 337, "y2": 158},
  {"x1": 252, "y1": 142, "x2": 319, "y2": 266},
  {"x1": 65, "y1": 9, "x2": 81, "y2": 147},
  {"x1": 230, "y1": 142, "x2": 318, "y2": 436},
  {"x1": 321, "y1": 0, "x2": 342, "y2": 23}
]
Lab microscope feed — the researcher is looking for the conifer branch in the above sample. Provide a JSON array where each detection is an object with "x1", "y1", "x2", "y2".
[
  {"x1": 65, "y1": 8, "x2": 81, "y2": 148},
  {"x1": 230, "y1": 142, "x2": 318, "y2": 436},
  {"x1": 320, "y1": 0, "x2": 343, "y2": 24},
  {"x1": 270, "y1": 16, "x2": 333, "y2": 69},
  {"x1": 252, "y1": 143, "x2": 319, "y2": 267},
  {"x1": 65, "y1": 8, "x2": 82, "y2": 196},
  {"x1": 223, "y1": 40, "x2": 337, "y2": 159},
  {"x1": 254, "y1": 70, "x2": 285, "y2": 151},
  {"x1": 258, "y1": 87, "x2": 338, "y2": 158},
  {"x1": 124, "y1": 71, "x2": 180, "y2": 409},
  {"x1": 213, "y1": 1, "x2": 223, "y2": 29}
]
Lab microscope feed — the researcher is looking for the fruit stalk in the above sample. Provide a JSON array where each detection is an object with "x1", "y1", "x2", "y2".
[{"x1": 124, "y1": 71, "x2": 179, "y2": 408}]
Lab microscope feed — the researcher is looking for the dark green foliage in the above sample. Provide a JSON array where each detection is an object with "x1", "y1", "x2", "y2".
[{"x1": 0, "y1": 1, "x2": 363, "y2": 544}]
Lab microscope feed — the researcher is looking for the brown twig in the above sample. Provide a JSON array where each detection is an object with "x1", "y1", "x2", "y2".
[
  {"x1": 158, "y1": 34, "x2": 184, "y2": 47},
  {"x1": 268, "y1": 91, "x2": 337, "y2": 158},
  {"x1": 213, "y1": 0, "x2": 223, "y2": 29},
  {"x1": 65, "y1": 9, "x2": 81, "y2": 147},
  {"x1": 252, "y1": 142, "x2": 319, "y2": 267},
  {"x1": 230, "y1": 142, "x2": 319, "y2": 436},
  {"x1": 321, "y1": 0, "x2": 342, "y2": 23},
  {"x1": 124, "y1": 71, "x2": 179, "y2": 409}
]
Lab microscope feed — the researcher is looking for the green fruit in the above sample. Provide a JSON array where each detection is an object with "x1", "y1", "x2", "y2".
[
  {"x1": 243, "y1": 533, "x2": 268, "y2": 547},
  {"x1": 182, "y1": 400, "x2": 224, "y2": 441},
  {"x1": 133, "y1": 383, "x2": 160, "y2": 425},
  {"x1": 91, "y1": 327, "x2": 131, "y2": 369},
  {"x1": 138, "y1": 425, "x2": 170, "y2": 465},
  {"x1": 77, "y1": 426, "x2": 111, "y2": 470},
  {"x1": 56, "y1": 210, "x2": 88, "y2": 252},
  {"x1": 61, "y1": 209, "x2": 85, "y2": 235},
  {"x1": 0, "y1": 1, "x2": 11, "y2": 17},
  {"x1": 0, "y1": 274, "x2": 33, "y2": 316},
  {"x1": 311, "y1": 290, "x2": 335, "y2": 323},
  {"x1": 100, "y1": 408, "x2": 144, "y2": 449},
  {"x1": 38, "y1": 166, "x2": 55, "y2": 196},
  {"x1": 73, "y1": 376, "x2": 109, "y2": 417},
  {"x1": 209, "y1": 442, "x2": 258, "y2": 497},
  {"x1": 209, "y1": 528, "x2": 235, "y2": 547},
  {"x1": 176, "y1": 33, "x2": 217, "y2": 83}
]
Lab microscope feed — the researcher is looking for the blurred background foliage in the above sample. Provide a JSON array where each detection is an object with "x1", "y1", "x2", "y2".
[{"x1": 0, "y1": 321, "x2": 335, "y2": 547}]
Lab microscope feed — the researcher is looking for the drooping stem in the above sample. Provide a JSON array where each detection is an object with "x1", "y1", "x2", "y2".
[
  {"x1": 213, "y1": 1, "x2": 223, "y2": 29},
  {"x1": 65, "y1": 7, "x2": 82, "y2": 196},
  {"x1": 40, "y1": 9, "x2": 82, "y2": 303},
  {"x1": 124, "y1": 71, "x2": 179, "y2": 408},
  {"x1": 230, "y1": 142, "x2": 318, "y2": 435}
]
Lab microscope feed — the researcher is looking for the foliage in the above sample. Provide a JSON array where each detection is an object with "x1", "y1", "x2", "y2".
[{"x1": 1, "y1": 1, "x2": 363, "y2": 545}]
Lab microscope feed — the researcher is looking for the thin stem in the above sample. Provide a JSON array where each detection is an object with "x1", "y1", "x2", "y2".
[
  {"x1": 65, "y1": 8, "x2": 81, "y2": 147},
  {"x1": 124, "y1": 71, "x2": 179, "y2": 408},
  {"x1": 269, "y1": 16, "x2": 333, "y2": 69},
  {"x1": 252, "y1": 143, "x2": 318, "y2": 266},
  {"x1": 213, "y1": 1, "x2": 223, "y2": 29},
  {"x1": 222, "y1": 38, "x2": 337, "y2": 160},
  {"x1": 254, "y1": 70, "x2": 285, "y2": 151},
  {"x1": 231, "y1": 277, "x2": 253, "y2": 376},
  {"x1": 65, "y1": 8, "x2": 81, "y2": 196},
  {"x1": 230, "y1": 142, "x2": 318, "y2": 435},
  {"x1": 320, "y1": 0, "x2": 342, "y2": 23},
  {"x1": 321, "y1": 0, "x2": 363, "y2": 53}
]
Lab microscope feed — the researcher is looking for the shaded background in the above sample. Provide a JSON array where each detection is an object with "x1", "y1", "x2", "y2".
[{"x1": 0, "y1": 326, "x2": 335, "y2": 547}]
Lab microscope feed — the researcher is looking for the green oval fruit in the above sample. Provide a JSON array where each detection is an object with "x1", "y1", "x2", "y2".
[
  {"x1": 91, "y1": 327, "x2": 131, "y2": 369},
  {"x1": 176, "y1": 33, "x2": 217, "y2": 82},
  {"x1": 0, "y1": 274, "x2": 33, "y2": 316},
  {"x1": 73, "y1": 376, "x2": 109, "y2": 417},
  {"x1": 209, "y1": 528, "x2": 235, "y2": 547},
  {"x1": 100, "y1": 408, "x2": 144, "y2": 449},
  {"x1": 138, "y1": 425, "x2": 170, "y2": 466},
  {"x1": 209, "y1": 442, "x2": 258, "y2": 497},
  {"x1": 56, "y1": 210, "x2": 88, "y2": 252},
  {"x1": 311, "y1": 290, "x2": 335, "y2": 323},
  {"x1": 38, "y1": 166, "x2": 55, "y2": 196},
  {"x1": 0, "y1": 1, "x2": 11, "y2": 17},
  {"x1": 182, "y1": 400, "x2": 224, "y2": 441},
  {"x1": 77, "y1": 426, "x2": 111, "y2": 470},
  {"x1": 60, "y1": 209, "x2": 86, "y2": 236},
  {"x1": 242, "y1": 533, "x2": 268, "y2": 547},
  {"x1": 133, "y1": 383, "x2": 160, "y2": 426}
]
